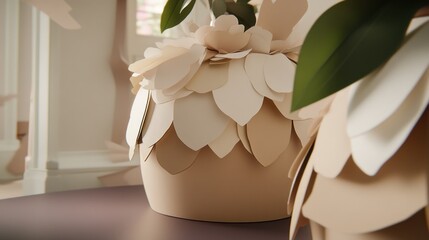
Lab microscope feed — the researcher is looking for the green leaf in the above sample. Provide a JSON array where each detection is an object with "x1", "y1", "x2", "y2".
[
  {"x1": 212, "y1": 0, "x2": 227, "y2": 17},
  {"x1": 225, "y1": 2, "x2": 256, "y2": 30},
  {"x1": 291, "y1": 0, "x2": 428, "y2": 111},
  {"x1": 160, "y1": 0, "x2": 197, "y2": 33}
]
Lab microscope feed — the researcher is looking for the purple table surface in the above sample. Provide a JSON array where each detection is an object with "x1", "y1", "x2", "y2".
[{"x1": 0, "y1": 186, "x2": 312, "y2": 240}]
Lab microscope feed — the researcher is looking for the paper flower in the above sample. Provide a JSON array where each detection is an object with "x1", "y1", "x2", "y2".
[
  {"x1": 288, "y1": 20, "x2": 429, "y2": 240},
  {"x1": 126, "y1": 0, "x2": 331, "y2": 174}
]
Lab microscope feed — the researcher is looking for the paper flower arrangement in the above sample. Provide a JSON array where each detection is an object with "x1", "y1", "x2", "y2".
[
  {"x1": 286, "y1": 0, "x2": 429, "y2": 239},
  {"x1": 127, "y1": 0, "x2": 329, "y2": 174}
]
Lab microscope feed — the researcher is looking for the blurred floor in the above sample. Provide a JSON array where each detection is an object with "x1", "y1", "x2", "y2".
[{"x1": 0, "y1": 180, "x2": 23, "y2": 200}]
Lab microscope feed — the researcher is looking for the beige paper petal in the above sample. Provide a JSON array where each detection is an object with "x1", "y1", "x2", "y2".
[
  {"x1": 237, "y1": 124, "x2": 252, "y2": 153},
  {"x1": 247, "y1": 100, "x2": 292, "y2": 167},
  {"x1": 213, "y1": 49, "x2": 252, "y2": 60},
  {"x1": 204, "y1": 31, "x2": 251, "y2": 54},
  {"x1": 174, "y1": 93, "x2": 230, "y2": 151},
  {"x1": 229, "y1": 24, "x2": 245, "y2": 34},
  {"x1": 129, "y1": 46, "x2": 188, "y2": 74},
  {"x1": 264, "y1": 53, "x2": 295, "y2": 93},
  {"x1": 288, "y1": 133, "x2": 316, "y2": 179},
  {"x1": 298, "y1": 95, "x2": 334, "y2": 120},
  {"x1": 347, "y1": 22, "x2": 429, "y2": 138},
  {"x1": 28, "y1": 0, "x2": 81, "y2": 29},
  {"x1": 293, "y1": 119, "x2": 314, "y2": 147},
  {"x1": 245, "y1": 53, "x2": 285, "y2": 102},
  {"x1": 350, "y1": 75, "x2": 429, "y2": 176},
  {"x1": 151, "y1": 89, "x2": 192, "y2": 104},
  {"x1": 313, "y1": 89, "x2": 351, "y2": 178},
  {"x1": 289, "y1": 146, "x2": 316, "y2": 240},
  {"x1": 156, "y1": 126, "x2": 199, "y2": 175},
  {"x1": 257, "y1": 0, "x2": 308, "y2": 40},
  {"x1": 155, "y1": 37, "x2": 199, "y2": 49},
  {"x1": 195, "y1": 25, "x2": 212, "y2": 44},
  {"x1": 302, "y1": 119, "x2": 428, "y2": 234},
  {"x1": 140, "y1": 144, "x2": 154, "y2": 162},
  {"x1": 213, "y1": 59, "x2": 264, "y2": 126},
  {"x1": 185, "y1": 62, "x2": 229, "y2": 93},
  {"x1": 126, "y1": 88, "x2": 151, "y2": 159},
  {"x1": 154, "y1": 46, "x2": 204, "y2": 89},
  {"x1": 141, "y1": 100, "x2": 174, "y2": 148},
  {"x1": 214, "y1": 15, "x2": 239, "y2": 31},
  {"x1": 162, "y1": 62, "x2": 201, "y2": 95},
  {"x1": 245, "y1": 26, "x2": 272, "y2": 54},
  {"x1": 209, "y1": 120, "x2": 240, "y2": 158},
  {"x1": 273, "y1": 93, "x2": 302, "y2": 120}
]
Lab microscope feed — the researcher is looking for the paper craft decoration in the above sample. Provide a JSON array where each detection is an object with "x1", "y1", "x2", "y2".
[
  {"x1": 26, "y1": 0, "x2": 81, "y2": 29},
  {"x1": 126, "y1": 0, "x2": 332, "y2": 222},
  {"x1": 289, "y1": 20, "x2": 429, "y2": 240}
]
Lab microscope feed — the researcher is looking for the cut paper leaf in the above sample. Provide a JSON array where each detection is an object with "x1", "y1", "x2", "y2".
[
  {"x1": 245, "y1": 26, "x2": 272, "y2": 54},
  {"x1": 185, "y1": 62, "x2": 229, "y2": 93},
  {"x1": 245, "y1": 53, "x2": 284, "y2": 102},
  {"x1": 27, "y1": 0, "x2": 81, "y2": 29},
  {"x1": 264, "y1": 53, "x2": 295, "y2": 93},
  {"x1": 292, "y1": 0, "x2": 428, "y2": 111},
  {"x1": 350, "y1": 75, "x2": 429, "y2": 176},
  {"x1": 293, "y1": 119, "x2": 314, "y2": 147},
  {"x1": 313, "y1": 89, "x2": 351, "y2": 178},
  {"x1": 156, "y1": 126, "x2": 199, "y2": 174},
  {"x1": 126, "y1": 88, "x2": 151, "y2": 159},
  {"x1": 257, "y1": 0, "x2": 308, "y2": 40},
  {"x1": 273, "y1": 93, "x2": 302, "y2": 120},
  {"x1": 209, "y1": 120, "x2": 239, "y2": 158},
  {"x1": 174, "y1": 93, "x2": 230, "y2": 151},
  {"x1": 347, "y1": 22, "x2": 429, "y2": 137},
  {"x1": 141, "y1": 100, "x2": 174, "y2": 148},
  {"x1": 247, "y1": 100, "x2": 292, "y2": 167},
  {"x1": 160, "y1": 0, "x2": 197, "y2": 32},
  {"x1": 237, "y1": 124, "x2": 252, "y2": 153},
  {"x1": 302, "y1": 124, "x2": 428, "y2": 234},
  {"x1": 213, "y1": 59, "x2": 264, "y2": 126}
]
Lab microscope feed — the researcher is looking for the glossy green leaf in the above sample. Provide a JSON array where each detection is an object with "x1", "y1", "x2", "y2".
[
  {"x1": 291, "y1": 0, "x2": 428, "y2": 111},
  {"x1": 225, "y1": 2, "x2": 256, "y2": 30},
  {"x1": 160, "y1": 0, "x2": 197, "y2": 33},
  {"x1": 212, "y1": 0, "x2": 227, "y2": 17}
]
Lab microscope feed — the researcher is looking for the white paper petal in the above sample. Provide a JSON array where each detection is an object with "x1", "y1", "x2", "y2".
[
  {"x1": 129, "y1": 46, "x2": 188, "y2": 74},
  {"x1": 186, "y1": 62, "x2": 229, "y2": 93},
  {"x1": 350, "y1": 73, "x2": 429, "y2": 176},
  {"x1": 264, "y1": 53, "x2": 295, "y2": 93},
  {"x1": 313, "y1": 89, "x2": 351, "y2": 178},
  {"x1": 348, "y1": 22, "x2": 429, "y2": 137},
  {"x1": 174, "y1": 93, "x2": 230, "y2": 151},
  {"x1": 152, "y1": 89, "x2": 192, "y2": 104},
  {"x1": 141, "y1": 100, "x2": 174, "y2": 148},
  {"x1": 162, "y1": 62, "x2": 201, "y2": 95},
  {"x1": 273, "y1": 93, "x2": 302, "y2": 120},
  {"x1": 245, "y1": 53, "x2": 285, "y2": 101},
  {"x1": 156, "y1": 126, "x2": 199, "y2": 175},
  {"x1": 209, "y1": 120, "x2": 239, "y2": 158},
  {"x1": 247, "y1": 100, "x2": 292, "y2": 167},
  {"x1": 245, "y1": 26, "x2": 272, "y2": 54},
  {"x1": 126, "y1": 88, "x2": 151, "y2": 159},
  {"x1": 214, "y1": 49, "x2": 252, "y2": 60},
  {"x1": 214, "y1": 15, "x2": 239, "y2": 30},
  {"x1": 237, "y1": 124, "x2": 252, "y2": 153},
  {"x1": 257, "y1": 0, "x2": 308, "y2": 40},
  {"x1": 213, "y1": 59, "x2": 264, "y2": 126}
]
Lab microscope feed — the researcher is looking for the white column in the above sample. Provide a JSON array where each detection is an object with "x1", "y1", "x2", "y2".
[{"x1": 0, "y1": 0, "x2": 21, "y2": 181}]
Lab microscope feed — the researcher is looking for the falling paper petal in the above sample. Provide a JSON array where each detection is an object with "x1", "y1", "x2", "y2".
[
  {"x1": 350, "y1": 74, "x2": 429, "y2": 176},
  {"x1": 141, "y1": 100, "x2": 174, "y2": 148},
  {"x1": 213, "y1": 59, "x2": 264, "y2": 126},
  {"x1": 174, "y1": 93, "x2": 230, "y2": 150},
  {"x1": 264, "y1": 53, "x2": 295, "y2": 93},
  {"x1": 313, "y1": 89, "x2": 352, "y2": 178},
  {"x1": 126, "y1": 88, "x2": 151, "y2": 159},
  {"x1": 347, "y1": 22, "x2": 429, "y2": 137},
  {"x1": 156, "y1": 126, "x2": 200, "y2": 174},
  {"x1": 209, "y1": 120, "x2": 240, "y2": 158},
  {"x1": 245, "y1": 53, "x2": 285, "y2": 102},
  {"x1": 247, "y1": 100, "x2": 292, "y2": 167},
  {"x1": 186, "y1": 62, "x2": 229, "y2": 93},
  {"x1": 257, "y1": 0, "x2": 308, "y2": 40}
]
